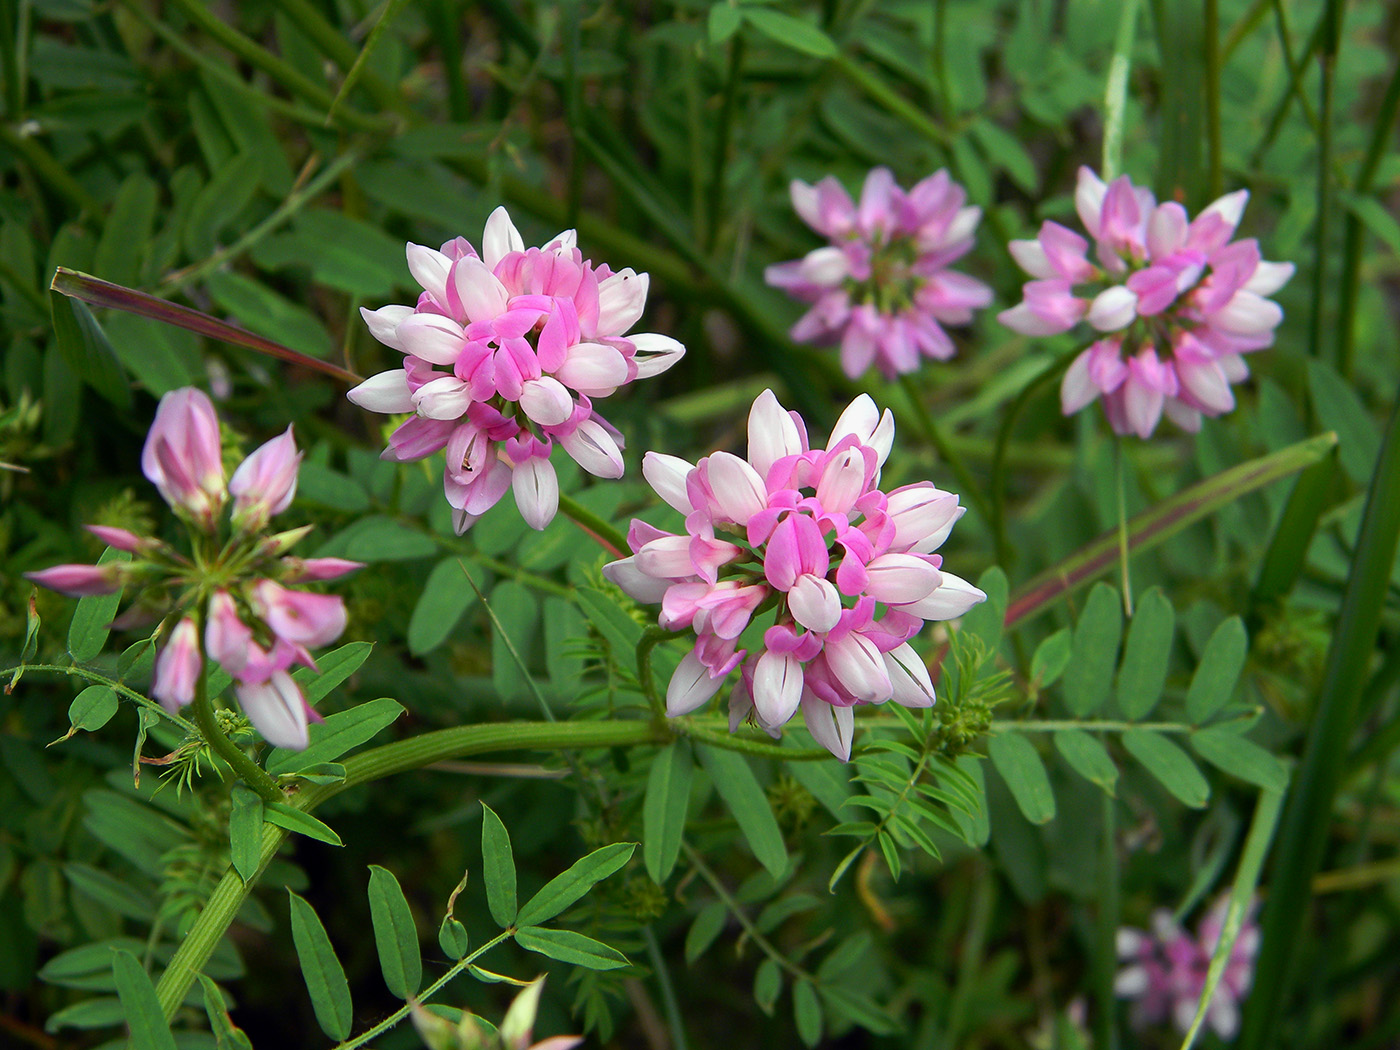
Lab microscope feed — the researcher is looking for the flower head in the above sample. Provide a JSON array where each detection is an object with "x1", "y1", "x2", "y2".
[
  {"x1": 766, "y1": 168, "x2": 992, "y2": 380},
  {"x1": 1115, "y1": 896, "x2": 1260, "y2": 1039},
  {"x1": 1000, "y1": 167, "x2": 1293, "y2": 437},
  {"x1": 26, "y1": 388, "x2": 361, "y2": 750},
  {"x1": 603, "y1": 390, "x2": 985, "y2": 760},
  {"x1": 348, "y1": 207, "x2": 684, "y2": 533}
]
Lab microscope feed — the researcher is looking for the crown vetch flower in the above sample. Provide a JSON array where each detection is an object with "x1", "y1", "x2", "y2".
[
  {"x1": 603, "y1": 390, "x2": 985, "y2": 761},
  {"x1": 348, "y1": 207, "x2": 685, "y2": 533},
  {"x1": 1115, "y1": 896, "x2": 1260, "y2": 1039},
  {"x1": 26, "y1": 387, "x2": 361, "y2": 751},
  {"x1": 1000, "y1": 167, "x2": 1294, "y2": 438},
  {"x1": 765, "y1": 168, "x2": 992, "y2": 380}
]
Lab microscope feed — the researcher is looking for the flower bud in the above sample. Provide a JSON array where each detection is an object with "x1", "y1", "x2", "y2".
[
  {"x1": 24, "y1": 562, "x2": 124, "y2": 597},
  {"x1": 229, "y1": 426, "x2": 301, "y2": 533},
  {"x1": 141, "y1": 387, "x2": 225, "y2": 529},
  {"x1": 152, "y1": 618, "x2": 201, "y2": 712}
]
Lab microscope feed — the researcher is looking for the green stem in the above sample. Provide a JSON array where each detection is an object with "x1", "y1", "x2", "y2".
[
  {"x1": 644, "y1": 925, "x2": 690, "y2": 1050},
  {"x1": 1004, "y1": 432, "x2": 1338, "y2": 628},
  {"x1": 832, "y1": 52, "x2": 949, "y2": 146},
  {"x1": 0, "y1": 122, "x2": 103, "y2": 214},
  {"x1": 897, "y1": 374, "x2": 993, "y2": 529},
  {"x1": 1203, "y1": 0, "x2": 1222, "y2": 200},
  {"x1": 1116, "y1": 441, "x2": 1134, "y2": 618},
  {"x1": 636, "y1": 626, "x2": 670, "y2": 718},
  {"x1": 331, "y1": 931, "x2": 514, "y2": 1050},
  {"x1": 682, "y1": 722, "x2": 834, "y2": 761},
  {"x1": 2, "y1": 663, "x2": 196, "y2": 734},
  {"x1": 273, "y1": 0, "x2": 409, "y2": 118},
  {"x1": 1248, "y1": 4, "x2": 1324, "y2": 169},
  {"x1": 704, "y1": 36, "x2": 745, "y2": 255},
  {"x1": 1307, "y1": 0, "x2": 1343, "y2": 362},
  {"x1": 1240, "y1": 380, "x2": 1400, "y2": 1050},
  {"x1": 557, "y1": 492, "x2": 627, "y2": 556},
  {"x1": 1094, "y1": 792, "x2": 1120, "y2": 1050},
  {"x1": 188, "y1": 671, "x2": 285, "y2": 807},
  {"x1": 990, "y1": 719, "x2": 1193, "y2": 734},
  {"x1": 1102, "y1": 0, "x2": 1143, "y2": 180}
]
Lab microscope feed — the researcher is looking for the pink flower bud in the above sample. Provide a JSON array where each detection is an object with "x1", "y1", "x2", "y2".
[
  {"x1": 229, "y1": 426, "x2": 302, "y2": 533},
  {"x1": 205, "y1": 591, "x2": 253, "y2": 676},
  {"x1": 25, "y1": 563, "x2": 123, "y2": 597},
  {"x1": 281, "y1": 558, "x2": 365, "y2": 583},
  {"x1": 234, "y1": 670, "x2": 310, "y2": 750},
  {"x1": 152, "y1": 618, "x2": 202, "y2": 712},
  {"x1": 84, "y1": 524, "x2": 148, "y2": 553},
  {"x1": 141, "y1": 387, "x2": 225, "y2": 528}
]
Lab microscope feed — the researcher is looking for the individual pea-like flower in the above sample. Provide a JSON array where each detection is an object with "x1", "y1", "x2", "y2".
[
  {"x1": 765, "y1": 167, "x2": 993, "y2": 380},
  {"x1": 1115, "y1": 896, "x2": 1260, "y2": 1040},
  {"x1": 410, "y1": 976, "x2": 581, "y2": 1050},
  {"x1": 348, "y1": 206, "x2": 685, "y2": 533},
  {"x1": 1000, "y1": 166, "x2": 1294, "y2": 438},
  {"x1": 26, "y1": 387, "x2": 360, "y2": 750},
  {"x1": 602, "y1": 390, "x2": 985, "y2": 761}
]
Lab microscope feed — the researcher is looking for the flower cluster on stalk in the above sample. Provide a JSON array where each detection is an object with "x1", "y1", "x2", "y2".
[
  {"x1": 27, "y1": 388, "x2": 358, "y2": 750},
  {"x1": 603, "y1": 390, "x2": 985, "y2": 761},
  {"x1": 348, "y1": 207, "x2": 685, "y2": 532},
  {"x1": 1000, "y1": 167, "x2": 1293, "y2": 437},
  {"x1": 1115, "y1": 896, "x2": 1260, "y2": 1040},
  {"x1": 765, "y1": 168, "x2": 993, "y2": 380}
]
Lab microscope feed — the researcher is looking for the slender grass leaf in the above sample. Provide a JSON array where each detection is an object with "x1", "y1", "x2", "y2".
[
  {"x1": 1191, "y1": 728, "x2": 1288, "y2": 793},
  {"x1": 112, "y1": 950, "x2": 177, "y2": 1050},
  {"x1": 517, "y1": 842, "x2": 636, "y2": 927},
  {"x1": 199, "y1": 974, "x2": 254, "y2": 1050},
  {"x1": 265, "y1": 697, "x2": 404, "y2": 774},
  {"x1": 513, "y1": 926, "x2": 629, "y2": 970},
  {"x1": 67, "y1": 549, "x2": 129, "y2": 662},
  {"x1": 744, "y1": 9, "x2": 837, "y2": 56},
  {"x1": 288, "y1": 890, "x2": 353, "y2": 1040},
  {"x1": 184, "y1": 153, "x2": 261, "y2": 256},
  {"x1": 818, "y1": 985, "x2": 900, "y2": 1035},
  {"x1": 1181, "y1": 786, "x2": 1283, "y2": 1050},
  {"x1": 1123, "y1": 730, "x2": 1209, "y2": 808},
  {"x1": 952, "y1": 755, "x2": 991, "y2": 845},
  {"x1": 480, "y1": 802, "x2": 517, "y2": 928},
  {"x1": 644, "y1": 741, "x2": 694, "y2": 884},
  {"x1": 1339, "y1": 190, "x2": 1400, "y2": 257},
  {"x1": 1117, "y1": 587, "x2": 1175, "y2": 719},
  {"x1": 368, "y1": 865, "x2": 421, "y2": 999},
  {"x1": 794, "y1": 978, "x2": 823, "y2": 1046},
  {"x1": 49, "y1": 292, "x2": 131, "y2": 410},
  {"x1": 1184, "y1": 617, "x2": 1248, "y2": 724},
  {"x1": 64, "y1": 863, "x2": 154, "y2": 921},
  {"x1": 989, "y1": 733, "x2": 1056, "y2": 824},
  {"x1": 67, "y1": 685, "x2": 118, "y2": 733},
  {"x1": 754, "y1": 957, "x2": 782, "y2": 1015},
  {"x1": 1054, "y1": 730, "x2": 1119, "y2": 795},
  {"x1": 877, "y1": 828, "x2": 902, "y2": 879},
  {"x1": 264, "y1": 803, "x2": 342, "y2": 846},
  {"x1": 697, "y1": 744, "x2": 789, "y2": 878},
  {"x1": 1062, "y1": 583, "x2": 1122, "y2": 717},
  {"x1": 228, "y1": 786, "x2": 264, "y2": 883},
  {"x1": 685, "y1": 900, "x2": 727, "y2": 962},
  {"x1": 205, "y1": 270, "x2": 332, "y2": 359},
  {"x1": 95, "y1": 174, "x2": 157, "y2": 288},
  {"x1": 408, "y1": 557, "x2": 480, "y2": 655},
  {"x1": 1030, "y1": 628, "x2": 1072, "y2": 690}
]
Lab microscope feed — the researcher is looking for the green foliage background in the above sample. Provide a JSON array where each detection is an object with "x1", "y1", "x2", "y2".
[{"x1": 0, "y1": 0, "x2": 1398, "y2": 1048}]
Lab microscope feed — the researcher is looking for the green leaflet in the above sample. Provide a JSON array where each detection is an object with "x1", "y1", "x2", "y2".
[
  {"x1": 1062, "y1": 583, "x2": 1123, "y2": 717},
  {"x1": 480, "y1": 803, "x2": 518, "y2": 928},
  {"x1": 643, "y1": 741, "x2": 694, "y2": 884},
  {"x1": 1122, "y1": 729, "x2": 1210, "y2": 808},
  {"x1": 697, "y1": 744, "x2": 788, "y2": 878},
  {"x1": 988, "y1": 733, "x2": 1056, "y2": 824},
  {"x1": 514, "y1": 926, "x2": 629, "y2": 970},
  {"x1": 516, "y1": 842, "x2": 636, "y2": 927},
  {"x1": 287, "y1": 891, "x2": 353, "y2": 1040},
  {"x1": 367, "y1": 865, "x2": 422, "y2": 999},
  {"x1": 1116, "y1": 587, "x2": 1174, "y2": 720}
]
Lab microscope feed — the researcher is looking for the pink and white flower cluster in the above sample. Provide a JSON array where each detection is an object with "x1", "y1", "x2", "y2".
[
  {"x1": 348, "y1": 207, "x2": 685, "y2": 532},
  {"x1": 27, "y1": 388, "x2": 359, "y2": 750},
  {"x1": 1115, "y1": 896, "x2": 1260, "y2": 1040},
  {"x1": 765, "y1": 168, "x2": 993, "y2": 380},
  {"x1": 1000, "y1": 167, "x2": 1294, "y2": 438},
  {"x1": 603, "y1": 390, "x2": 986, "y2": 761}
]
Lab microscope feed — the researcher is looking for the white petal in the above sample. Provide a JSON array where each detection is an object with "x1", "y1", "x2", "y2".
[
  {"x1": 512, "y1": 456, "x2": 558, "y2": 530},
  {"x1": 1008, "y1": 239, "x2": 1056, "y2": 279},
  {"x1": 942, "y1": 205, "x2": 982, "y2": 247},
  {"x1": 235, "y1": 673, "x2": 309, "y2": 750},
  {"x1": 602, "y1": 557, "x2": 670, "y2": 603},
  {"x1": 642, "y1": 452, "x2": 695, "y2": 514},
  {"x1": 1243, "y1": 260, "x2": 1294, "y2": 296},
  {"x1": 554, "y1": 342, "x2": 629, "y2": 396},
  {"x1": 452, "y1": 256, "x2": 510, "y2": 324},
  {"x1": 884, "y1": 643, "x2": 936, "y2": 707},
  {"x1": 1075, "y1": 167, "x2": 1108, "y2": 238},
  {"x1": 800, "y1": 694, "x2": 853, "y2": 761},
  {"x1": 360, "y1": 304, "x2": 414, "y2": 350},
  {"x1": 519, "y1": 376, "x2": 574, "y2": 426},
  {"x1": 787, "y1": 575, "x2": 841, "y2": 633},
  {"x1": 347, "y1": 369, "x2": 415, "y2": 414},
  {"x1": 412, "y1": 376, "x2": 473, "y2": 420},
  {"x1": 406, "y1": 243, "x2": 452, "y2": 304},
  {"x1": 753, "y1": 651, "x2": 804, "y2": 726},
  {"x1": 706, "y1": 451, "x2": 767, "y2": 523},
  {"x1": 666, "y1": 650, "x2": 725, "y2": 716},
  {"x1": 865, "y1": 553, "x2": 942, "y2": 604},
  {"x1": 897, "y1": 572, "x2": 987, "y2": 621},
  {"x1": 629, "y1": 332, "x2": 685, "y2": 379},
  {"x1": 798, "y1": 246, "x2": 849, "y2": 286},
  {"x1": 1200, "y1": 188, "x2": 1249, "y2": 234},
  {"x1": 560, "y1": 419, "x2": 624, "y2": 478},
  {"x1": 1213, "y1": 290, "x2": 1283, "y2": 334},
  {"x1": 1086, "y1": 285, "x2": 1139, "y2": 331},
  {"x1": 1061, "y1": 349, "x2": 1100, "y2": 414},
  {"x1": 596, "y1": 269, "x2": 649, "y2": 336},
  {"x1": 747, "y1": 389, "x2": 802, "y2": 478},
  {"x1": 397, "y1": 314, "x2": 466, "y2": 366},
  {"x1": 481, "y1": 205, "x2": 524, "y2": 270}
]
